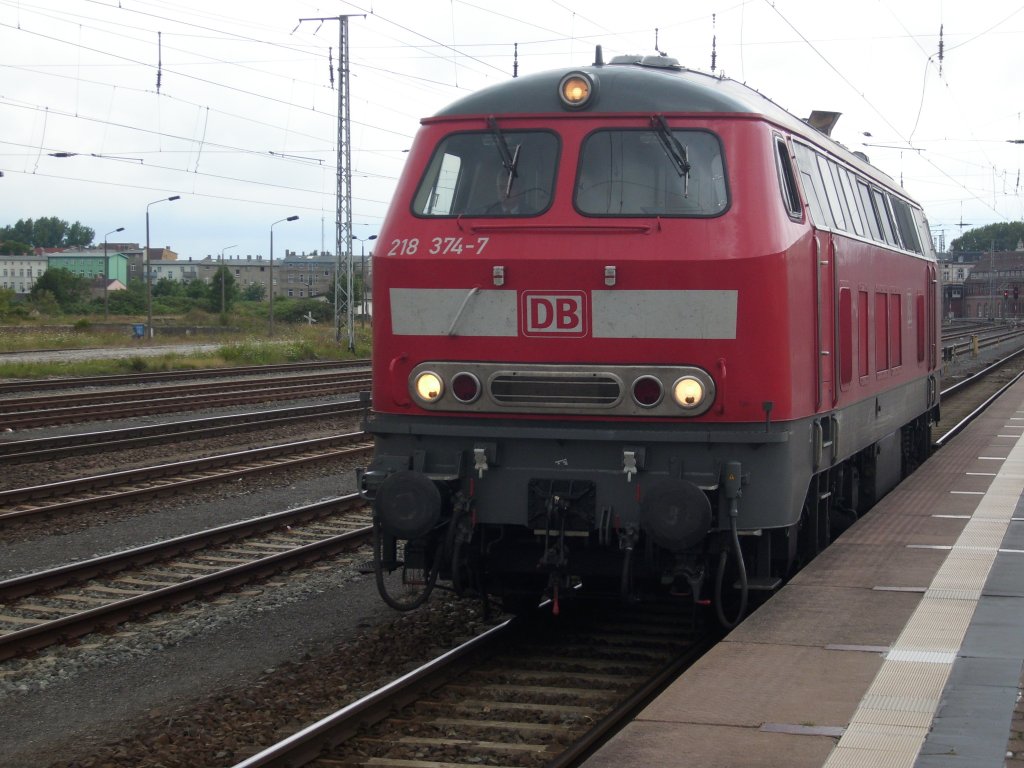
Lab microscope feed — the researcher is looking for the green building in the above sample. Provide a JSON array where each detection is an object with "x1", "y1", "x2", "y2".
[{"x1": 48, "y1": 250, "x2": 129, "y2": 284}]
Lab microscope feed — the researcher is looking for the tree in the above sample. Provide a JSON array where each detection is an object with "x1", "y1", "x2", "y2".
[
  {"x1": 29, "y1": 267, "x2": 90, "y2": 312},
  {"x1": 0, "y1": 240, "x2": 32, "y2": 255},
  {"x1": 275, "y1": 298, "x2": 333, "y2": 324},
  {"x1": 0, "y1": 217, "x2": 95, "y2": 248},
  {"x1": 152, "y1": 276, "x2": 184, "y2": 298},
  {"x1": 242, "y1": 282, "x2": 266, "y2": 301},
  {"x1": 208, "y1": 266, "x2": 238, "y2": 313},
  {"x1": 185, "y1": 279, "x2": 210, "y2": 302},
  {"x1": 950, "y1": 222, "x2": 1024, "y2": 253},
  {"x1": 30, "y1": 289, "x2": 60, "y2": 316},
  {"x1": 107, "y1": 280, "x2": 147, "y2": 314},
  {"x1": 0, "y1": 287, "x2": 23, "y2": 319}
]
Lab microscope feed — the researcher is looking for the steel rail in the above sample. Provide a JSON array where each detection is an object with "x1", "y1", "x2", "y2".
[
  {"x1": 935, "y1": 368, "x2": 1024, "y2": 449},
  {"x1": 0, "y1": 494, "x2": 365, "y2": 602},
  {"x1": 548, "y1": 637, "x2": 717, "y2": 768},
  {"x1": 0, "y1": 498, "x2": 372, "y2": 661},
  {"x1": 0, "y1": 370, "x2": 369, "y2": 411},
  {"x1": 0, "y1": 358, "x2": 370, "y2": 394},
  {"x1": 230, "y1": 605, "x2": 707, "y2": 768},
  {"x1": 0, "y1": 400, "x2": 363, "y2": 463},
  {"x1": 231, "y1": 618, "x2": 518, "y2": 768},
  {"x1": 0, "y1": 433, "x2": 372, "y2": 524},
  {"x1": 940, "y1": 345, "x2": 1024, "y2": 398},
  {"x1": 0, "y1": 377, "x2": 370, "y2": 429}
]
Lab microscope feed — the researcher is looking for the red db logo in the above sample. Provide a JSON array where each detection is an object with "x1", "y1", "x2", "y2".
[{"x1": 522, "y1": 292, "x2": 588, "y2": 337}]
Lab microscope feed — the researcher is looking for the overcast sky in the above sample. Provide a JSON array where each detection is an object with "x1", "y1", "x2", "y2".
[{"x1": 1, "y1": 0, "x2": 1022, "y2": 259}]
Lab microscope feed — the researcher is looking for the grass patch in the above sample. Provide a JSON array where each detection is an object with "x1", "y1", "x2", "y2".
[{"x1": 0, "y1": 324, "x2": 372, "y2": 380}]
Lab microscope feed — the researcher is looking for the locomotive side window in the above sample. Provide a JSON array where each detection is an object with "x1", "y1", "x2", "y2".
[
  {"x1": 871, "y1": 188, "x2": 899, "y2": 247},
  {"x1": 836, "y1": 167, "x2": 866, "y2": 237},
  {"x1": 412, "y1": 130, "x2": 559, "y2": 217},
  {"x1": 816, "y1": 156, "x2": 848, "y2": 231},
  {"x1": 575, "y1": 129, "x2": 727, "y2": 216},
  {"x1": 856, "y1": 181, "x2": 883, "y2": 241},
  {"x1": 774, "y1": 136, "x2": 802, "y2": 218},
  {"x1": 792, "y1": 143, "x2": 832, "y2": 228},
  {"x1": 890, "y1": 197, "x2": 923, "y2": 254}
]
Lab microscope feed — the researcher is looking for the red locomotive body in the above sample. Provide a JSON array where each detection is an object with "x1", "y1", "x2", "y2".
[{"x1": 361, "y1": 52, "x2": 940, "y2": 622}]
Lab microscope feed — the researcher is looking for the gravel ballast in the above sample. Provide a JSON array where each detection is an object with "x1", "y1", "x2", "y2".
[{"x1": 0, "y1": 408, "x2": 504, "y2": 768}]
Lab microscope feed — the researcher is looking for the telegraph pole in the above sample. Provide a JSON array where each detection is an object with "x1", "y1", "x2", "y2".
[{"x1": 298, "y1": 14, "x2": 362, "y2": 351}]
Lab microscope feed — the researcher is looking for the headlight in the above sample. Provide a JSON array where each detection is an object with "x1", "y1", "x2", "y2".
[
  {"x1": 413, "y1": 371, "x2": 444, "y2": 403},
  {"x1": 558, "y1": 72, "x2": 595, "y2": 109},
  {"x1": 672, "y1": 376, "x2": 706, "y2": 409},
  {"x1": 451, "y1": 372, "x2": 481, "y2": 403},
  {"x1": 631, "y1": 375, "x2": 664, "y2": 407}
]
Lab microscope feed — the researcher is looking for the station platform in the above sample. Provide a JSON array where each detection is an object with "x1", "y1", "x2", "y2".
[{"x1": 583, "y1": 376, "x2": 1024, "y2": 768}]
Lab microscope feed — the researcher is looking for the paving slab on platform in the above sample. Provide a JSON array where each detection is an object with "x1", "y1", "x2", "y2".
[
  {"x1": 788, "y1": 540, "x2": 948, "y2": 590},
  {"x1": 584, "y1": 720, "x2": 837, "y2": 768},
  {"x1": 726, "y1": 586, "x2": 919, "y2": 649},
  {"x1": 636, "y1": 641, "x2": 882, "y2": 729}
]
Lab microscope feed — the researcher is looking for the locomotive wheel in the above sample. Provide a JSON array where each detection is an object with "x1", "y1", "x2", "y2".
[{"x1": 373, "y1": 522, "x2": 439, "y2": 611}]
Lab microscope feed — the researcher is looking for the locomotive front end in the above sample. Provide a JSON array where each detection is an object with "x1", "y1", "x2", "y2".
[{"x1": 361, "y1": 56, "x2": 830, "y2": 618}]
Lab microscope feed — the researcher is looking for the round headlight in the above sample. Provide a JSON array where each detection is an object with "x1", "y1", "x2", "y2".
[
  {"x1": 451, "y1": 372, "x2": 481, "y2": 404},
  {"x1": 558, "y1": 72, "x2": 594, "y2": 109},
  {"x1": 632, "y1": 375, "x2": 664, "y2": 408},
  {"x1": 672, "y1": 376, "x2": 706, "y2": 409},
  {"x1": 414, "y1": 371, "x2": 444, "y2": 403}
]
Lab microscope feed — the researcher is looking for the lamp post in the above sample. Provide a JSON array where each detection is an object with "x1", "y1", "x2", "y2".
[
  {"x1": 146, "y1": 195, "x2": 180, "y2": 336},
  {"x1": 219, "y1": 244, "x2": 237, "y2": 315},
  {"x1": 269, "y1": 215, "x2": 299, "y2": 335},
  {"x1": 103, "y1": 226, "x2": 124, "y2": 321},
  {"x1": 354, "y1": 234, "x2": 377, "y2": 327}
]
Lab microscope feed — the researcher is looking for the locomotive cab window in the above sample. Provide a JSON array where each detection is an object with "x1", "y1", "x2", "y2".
[
  {"x1": 575, "y1": 128, "x2": 727, "y2": 216},
  {"x1": 412, "y1": 130, "x2": 559, "y2": 217},
  {"x1": 774, "y1": 136, "x2": 802, "y2": 219}
]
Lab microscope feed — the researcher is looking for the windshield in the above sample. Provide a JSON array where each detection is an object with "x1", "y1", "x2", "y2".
[
  {"x1": 575, "y1": 129, "x2": 727, "y2": 216},
  {"x1": 412, "y1": 130, "x2": 559, "y2": 217}
]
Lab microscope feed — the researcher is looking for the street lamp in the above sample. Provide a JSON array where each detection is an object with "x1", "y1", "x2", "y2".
[
  {"x1": 146, "y1": 195, "x2": 180, "y2": 336},
  {"x1": 219, "y1": 244, "x2": 238, "y2": 315},
  {"x1": 354, "y1": 234, "x2": 377, "y2": 327},
  {"x1": 103, "y1": 226, "x2": 124, "y2": 321},
  {"x1": 269, "y1": 215, "x2": 299, "y2": 335}
]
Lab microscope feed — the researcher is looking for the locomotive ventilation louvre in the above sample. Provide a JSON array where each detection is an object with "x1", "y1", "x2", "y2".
[{"x1": 490, "y1": 372, "x2": 622, "y2": 406}]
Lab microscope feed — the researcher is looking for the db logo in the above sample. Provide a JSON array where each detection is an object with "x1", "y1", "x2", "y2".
[{"x1": 521, "y1": 291, "x2": 588, "y2": 337}]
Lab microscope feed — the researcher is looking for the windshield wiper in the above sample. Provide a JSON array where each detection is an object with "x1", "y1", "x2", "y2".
[
  {"x1": 651, "y1": 114, "x2": 692, "y2": 195},
  {"x1": 488, "y1": 116, "x2": 520, "y2": 196}
]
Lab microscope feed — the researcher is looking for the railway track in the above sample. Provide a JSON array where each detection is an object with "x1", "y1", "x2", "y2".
[
  {"x1": 0, "y1": 358, "x2": 370, "y2": 394},
  {"x1": 940, "y1": 324, "x2": 1024, "y2": 362},
  {"x1": 222, "y1": 346, "x2": 1024, "y2": 768},
  {"x1": 0, "y1": 369, "x2": 371, "y2": 430},
  {"x1": 934, "y1": 346, "x2": 1024, "y2": 446},
  {"x1": 232, "y1": 602, "x2": 713, "y2": 768},
  {"x1": 0, "y1": 400, "x2": 363, "y2": 464},
  {"x1": 0, "y1": 432, "x2": 373, "y2": 526},
  {"x1": 0, "y1": 495, "x2": 373, "y2": 661}
]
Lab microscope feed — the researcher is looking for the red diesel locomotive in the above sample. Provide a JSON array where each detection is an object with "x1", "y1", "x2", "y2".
[{"x1": 359, "y1": 49, "x2": 940, "y2": 624}]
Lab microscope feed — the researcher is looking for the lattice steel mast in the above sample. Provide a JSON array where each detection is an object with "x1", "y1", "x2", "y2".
[{"x1": 299, "y1": 14, "x2": 361, "y2": 350}]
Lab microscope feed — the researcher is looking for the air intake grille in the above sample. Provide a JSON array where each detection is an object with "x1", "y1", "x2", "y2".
[{"x1": 490, "y1": 373, "x2": 621, "y2": 406}]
